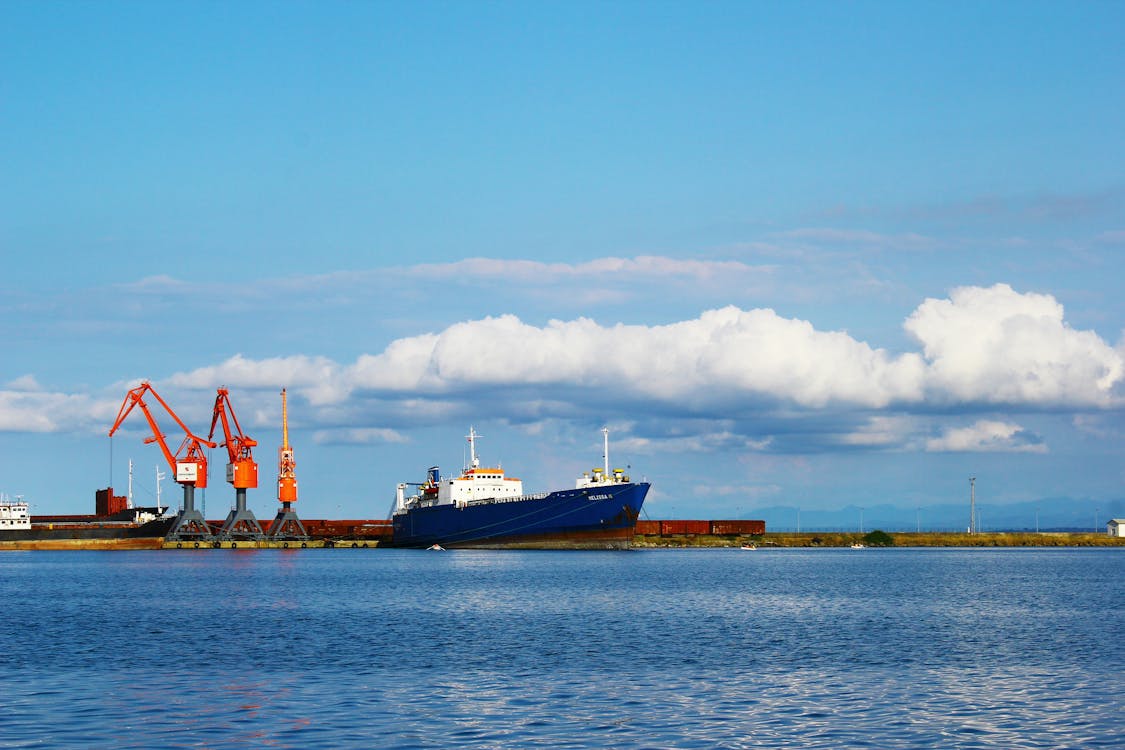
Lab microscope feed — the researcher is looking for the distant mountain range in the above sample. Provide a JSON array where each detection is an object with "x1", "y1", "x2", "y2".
[{"x1": 738, "y1": 497, "x2": 1125, "y2": 533}]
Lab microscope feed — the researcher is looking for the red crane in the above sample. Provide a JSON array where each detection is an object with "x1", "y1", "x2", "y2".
[
  {"x1": 208, "y1": 387, "x2": 265, "y2": 540},
  {"x1": 108, "y1": 382, "x2": 217, "y2": 542}
]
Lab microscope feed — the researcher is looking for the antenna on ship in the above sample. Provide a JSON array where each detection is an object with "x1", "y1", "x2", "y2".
[
  {"x1": 128, "y1": 459, "x2": 134, "y2": 509},
  {"x1": 467, "y1": 426, "x2": 481, "y2": 469},
  {"x1": 602, "y1": 426, "x2": 610, "y2": 476}
]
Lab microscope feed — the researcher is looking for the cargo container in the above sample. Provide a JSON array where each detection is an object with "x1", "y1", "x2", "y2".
[
  {"x1": 659, "y1": 520, "x2": 711, "y2": 535},
  {"x1": 710, "y1": 520, "x2": 766, "y2": 535}
]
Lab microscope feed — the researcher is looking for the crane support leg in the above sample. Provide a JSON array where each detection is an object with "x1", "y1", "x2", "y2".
[
  {"x1": 218, "y1": 488, "x2": 265, "y2": 541},
  {"x1": 167, "y1": 485, "x2": 213, "y2": 542},
  {"x1": 268, "y1": 502, "x2": 308, "y2": 540}
]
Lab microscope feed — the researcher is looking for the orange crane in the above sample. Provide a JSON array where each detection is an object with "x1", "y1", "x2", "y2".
[
  {"x1": 268, "y1": 387, "x2": 307, "y2": 540},
  {"x1": 208, "y1": 387, "x2": 265, "y2": 541},
  {"x1": 108, "y1": 382, "x2": 217, "y2": 542}
]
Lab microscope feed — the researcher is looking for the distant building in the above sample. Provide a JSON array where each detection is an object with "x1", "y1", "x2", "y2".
[{"x1": 1107, "y1": 519, "x2": 1125, "y2": 538}]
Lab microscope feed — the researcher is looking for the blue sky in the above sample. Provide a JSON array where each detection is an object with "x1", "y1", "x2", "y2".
[{"x1": 2, "y1": 1, "x2": 1123, "y2": 527}]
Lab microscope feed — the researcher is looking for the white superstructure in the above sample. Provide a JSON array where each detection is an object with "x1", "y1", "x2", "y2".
[
  {"x1": 395, "y1": 427, "x2": 524, "y2": 512},
  {"x1": 0, "y1": 494, "x2": 31, "y2": 530}
]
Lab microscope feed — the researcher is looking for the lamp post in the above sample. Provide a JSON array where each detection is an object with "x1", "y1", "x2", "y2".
[{"x1": 969, "y1": 477, "x2": 976, "y2": 534}]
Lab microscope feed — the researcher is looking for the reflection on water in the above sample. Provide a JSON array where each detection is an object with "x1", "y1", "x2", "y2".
[{"x1": 0, "y1": 548, "x2": 1121, "y2": 748}]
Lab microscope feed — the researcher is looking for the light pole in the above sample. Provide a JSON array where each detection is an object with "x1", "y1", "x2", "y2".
[
  {"x1": 859, "y1": 507, "x2": 864, "y2": 534},
  {"x1": 969, "y1": 477, "x2": 976, "y2": 534}
]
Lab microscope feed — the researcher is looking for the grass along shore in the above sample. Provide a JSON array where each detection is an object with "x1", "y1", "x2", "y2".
[{"x1": 633, "y1": 531, "x2": 1125, "y2": 548}]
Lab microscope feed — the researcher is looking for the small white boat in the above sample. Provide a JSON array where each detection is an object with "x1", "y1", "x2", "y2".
[
  {"x1": 426, "y1": 544, "x2": 445, "y2": 551},
  {"x1": 850, "y1": 543, "x2": 865, "y2": 549},
  {"x1": 740, "y1": 544, "x2": 757, "y2": 550}
]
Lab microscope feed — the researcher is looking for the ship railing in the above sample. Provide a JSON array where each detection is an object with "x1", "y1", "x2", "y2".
[
  {"x1": 465, "y1": 492, "x2": 552, "y2": 507},
  {"x1": 395, "y1": 491, "x2": 556, "y2": 513}
]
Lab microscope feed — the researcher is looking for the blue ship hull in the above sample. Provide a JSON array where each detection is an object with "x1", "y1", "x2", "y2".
[{"x1": 391, "y1": 482, "x2": 650, "y2": 549}]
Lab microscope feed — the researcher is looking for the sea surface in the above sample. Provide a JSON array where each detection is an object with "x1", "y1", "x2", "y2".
[{"x1": 0, "y1": 547, "x2": 1121, "y2": 748}]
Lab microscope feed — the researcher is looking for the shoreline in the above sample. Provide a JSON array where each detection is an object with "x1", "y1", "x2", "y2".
[{"x1": 633, "y1": 531, "x2": 1125, "y2": 548}]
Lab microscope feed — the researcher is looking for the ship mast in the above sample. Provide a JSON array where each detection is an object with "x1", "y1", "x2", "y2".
[
  {"x1": 602, "y1": 426, "x2": 609, "y2": 476},
  {"x1": 467, "y1": 426, "x2": 481, "y2": 469}
]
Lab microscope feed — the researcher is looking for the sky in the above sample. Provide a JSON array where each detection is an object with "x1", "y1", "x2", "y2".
[{"x1": 2, "y1": 1, "x2": 1124, "y2": 528}]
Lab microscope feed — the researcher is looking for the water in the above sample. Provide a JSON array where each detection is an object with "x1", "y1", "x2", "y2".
[{"x1": 0, "y1": 547, "x2": 1121, "y2": 748}]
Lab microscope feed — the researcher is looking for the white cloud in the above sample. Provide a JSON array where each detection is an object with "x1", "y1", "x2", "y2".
[
  {"x1": 168, "y1": 354, "x2": 343, "y2": 405},
  {"x1": 0, "y1": 389, "x2": 100, "y2": 433},
  {"x1": 406, "y1": 255, "x2": 769, "y2": 282},
  {"x1": 311, "y1": 428, "x2": 409, "y2": 446},
  {"x1": 839, "y1": 416, "x2": 917, "y2": 447},
  {"x1": 14, "y1": 285, "x2": 1124, "y2": 455},
  {"x1": 158, "y1": 284, "x2": 1122, "y2": 423},
  {"x1": 905, "y1": 284, "x2": 1123, "y2": 406},
  {"x1": 345, "y1": 306, "x2": 927, "y2": 408},
  {"x1": 614, "y1": 432, "x2": 772, "y2": 454},
  {"x1": 5, "y1": 375, "x2": 42, "y2": 392},
  {"x1": 925, "y1": 420, "x2": 1047, "y2": 453}
]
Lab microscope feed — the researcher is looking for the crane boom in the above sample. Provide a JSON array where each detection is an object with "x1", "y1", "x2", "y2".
[
  {"x1": 108, "y1": 383, "x2": 216, "y2": 488},
  {"x1": 207, "y1": 387, "x2": 265, "y2": 541},
  {"x1": 208, "y1": 387, "x2": 259, "y2": 489}
]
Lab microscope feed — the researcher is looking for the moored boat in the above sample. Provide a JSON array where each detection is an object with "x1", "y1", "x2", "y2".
[
  {"x1": 391, "y1": 427, "x2": 649, "y2": 549},
  {"x1": 0, "y1": 490, "x2": 174, "y2": 550}
]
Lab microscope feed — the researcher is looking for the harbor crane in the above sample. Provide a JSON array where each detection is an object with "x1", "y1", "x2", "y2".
[
  {"x1": 108, "y1": 382, "x2": 217, "y2": 542},
  {"x1": 208, "y1": 387, "x2": 265, "y2": 541},
  {"x1": 268, "y1": 388, "x2": 307, "y2": 540}
]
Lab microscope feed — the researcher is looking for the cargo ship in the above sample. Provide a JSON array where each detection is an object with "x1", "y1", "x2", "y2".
[
  {"x1": 391, "y1": 427, "x2": 649, "y2": 549},
  {"x1": 0, "y1": 488, "x2": 173, "y2": 550}
]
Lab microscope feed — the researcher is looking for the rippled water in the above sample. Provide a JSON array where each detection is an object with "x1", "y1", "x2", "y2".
[{"x1": 0, "y1": 548, "x2": 1121, "y2": 748}]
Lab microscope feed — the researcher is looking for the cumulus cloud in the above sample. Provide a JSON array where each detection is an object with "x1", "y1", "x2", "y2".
[
  {"x1": 16, "y1": 284, "x2": 1125, "y2": 455},
  {"x1": 345, "y1": 307, "x2": 927, "y2": 408},
  {"x1": 0, "y1": 388, "x2": 100, "y2": 433},
  {"x1": 905, "y1": 284, "x2": 1122, "y2": 406},
  {"x1": 5, "y1": 375, "x2": 42, "y2": 392},
  {"x1": 925, "y1": 420, "x2": 1047, "y2": 453},
  {"x1": 157, "y1": 284, "x2": 1123, "y2": 423},
  {"x1": 168, "y1": 354, "x2": 344, "y2": 405}
]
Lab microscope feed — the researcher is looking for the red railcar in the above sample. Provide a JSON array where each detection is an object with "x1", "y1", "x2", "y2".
[
  {"x1": 710, "y1": 520, "x2": 766, "y2": 535},
  {"x1": 659, "y1": 520, "x2": 710, "y2": 535}
]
